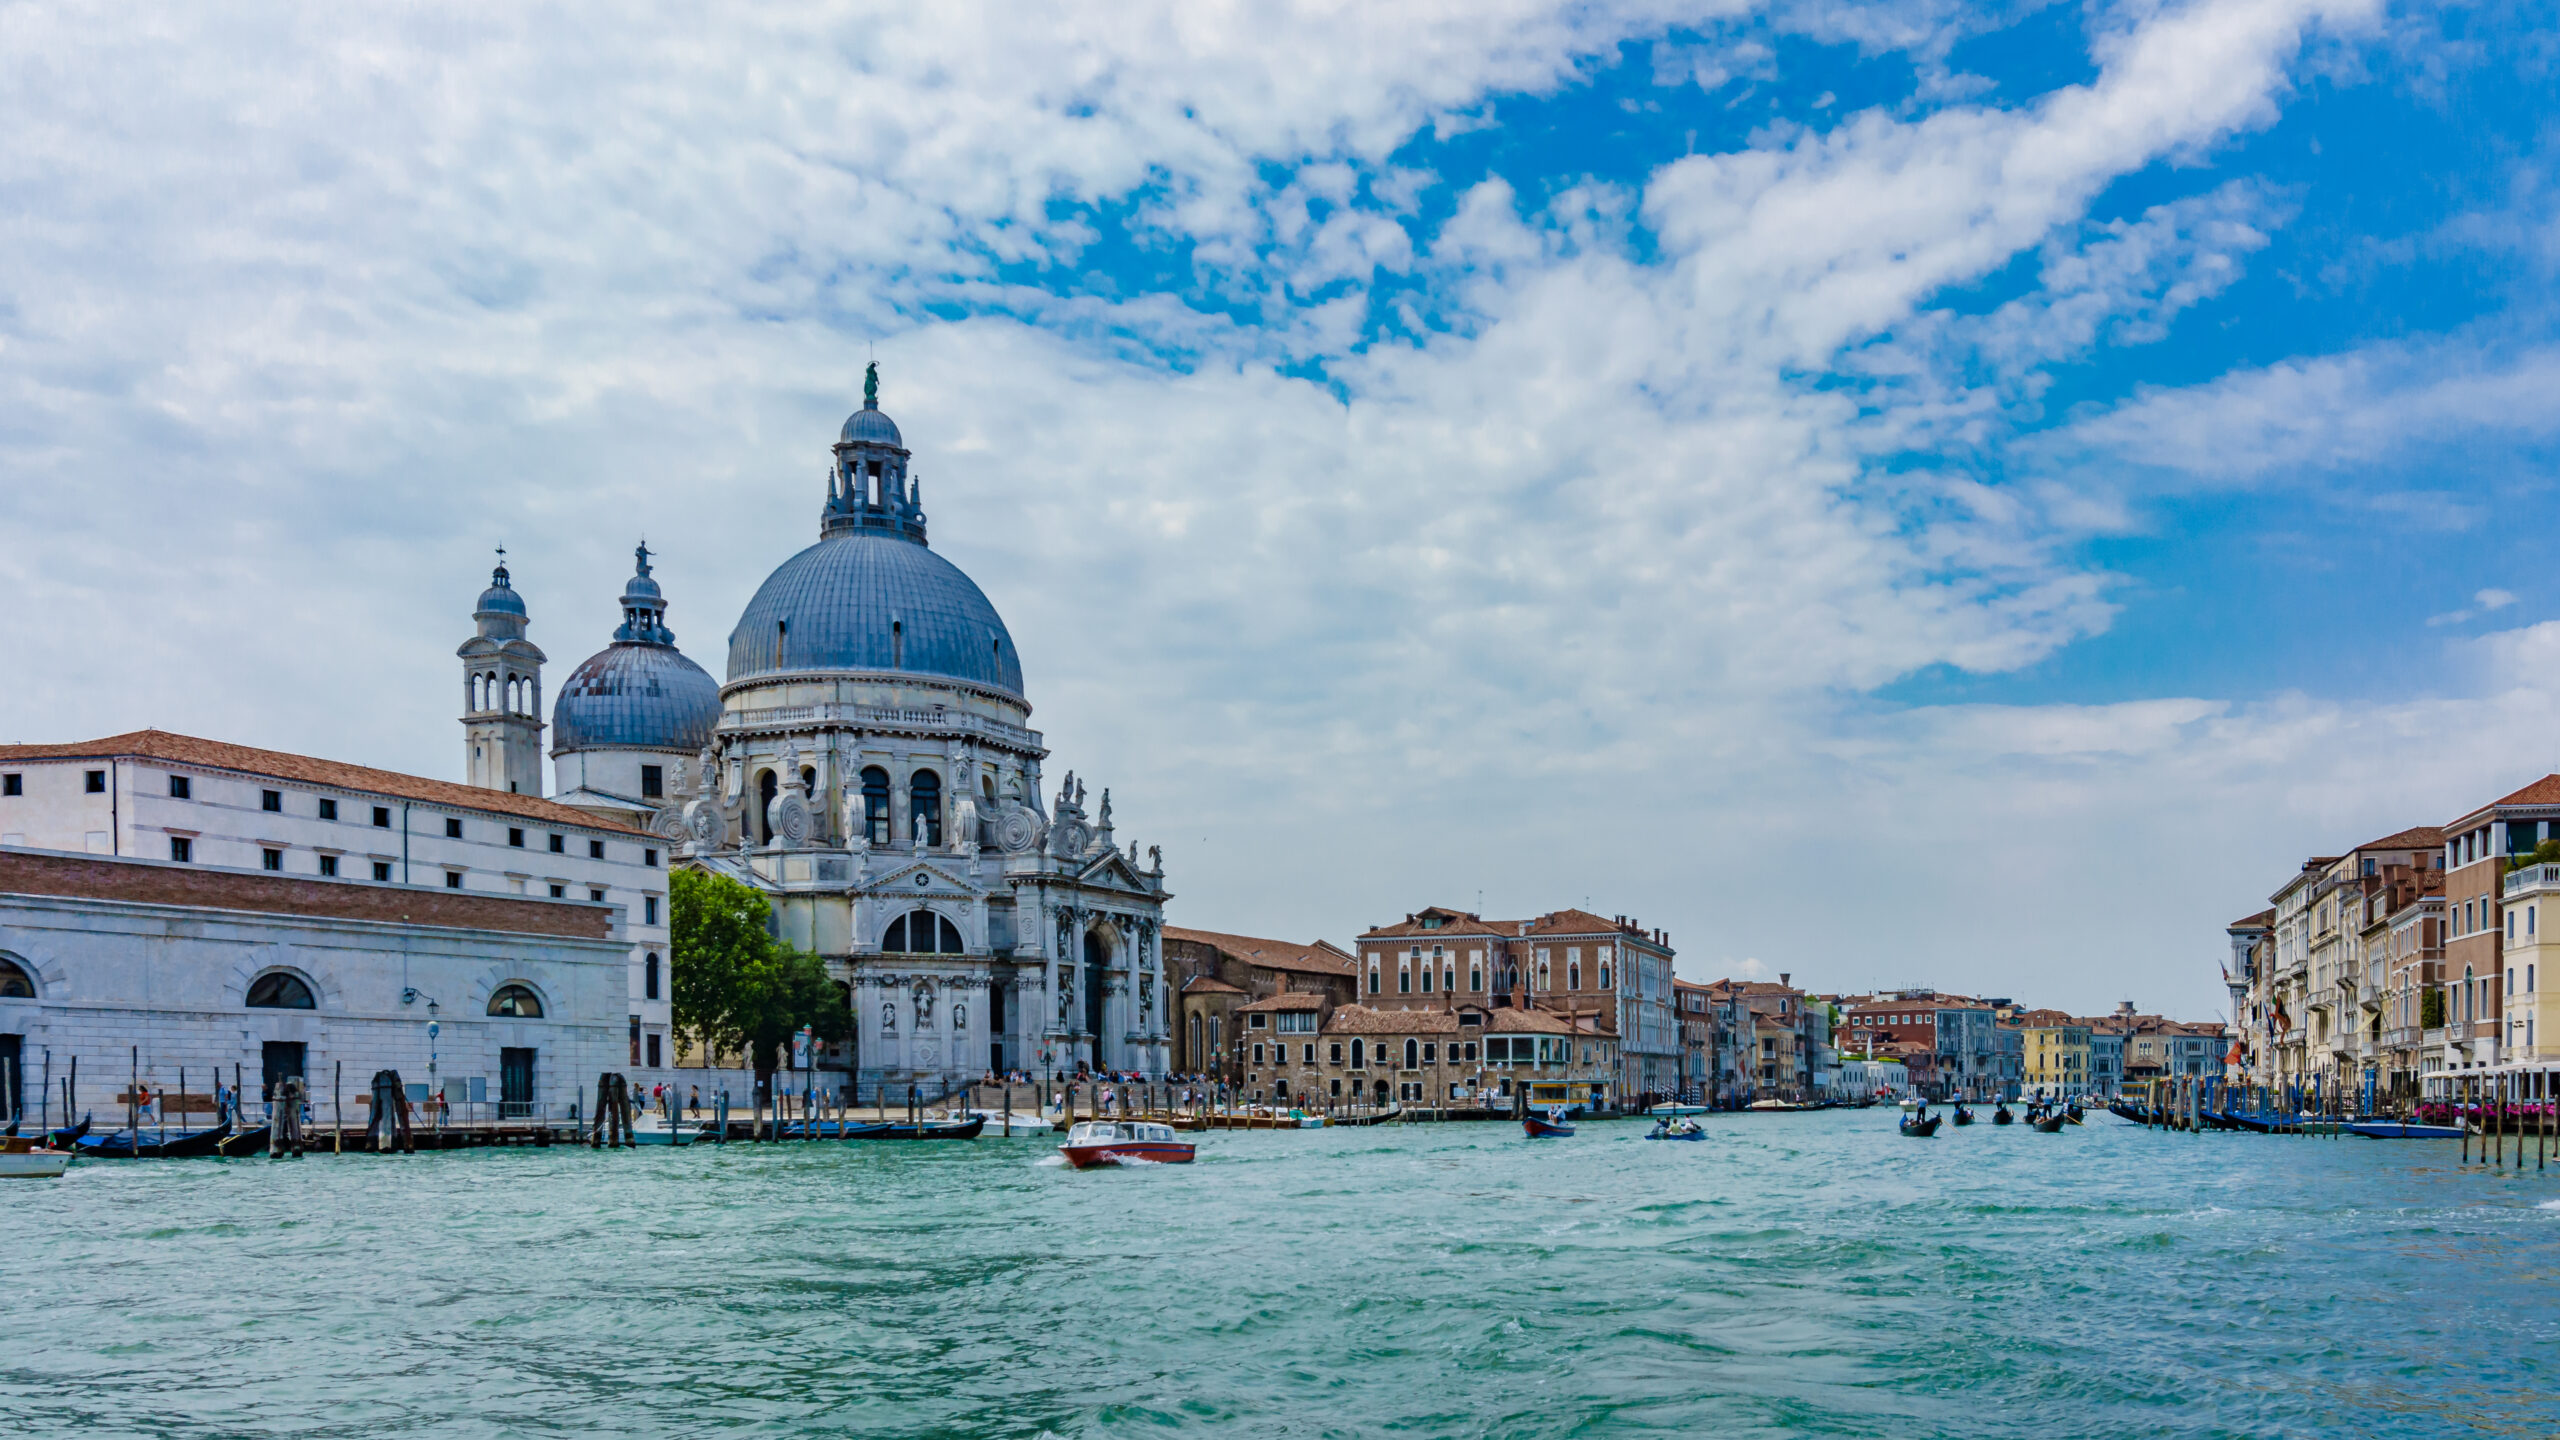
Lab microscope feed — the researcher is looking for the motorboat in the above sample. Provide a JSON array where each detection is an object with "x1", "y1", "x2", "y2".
[
  {"x1": 0, "y1": 1136, "x2": 72, "y2": 1178},
  {"x1": 1897, "y1": 1096, "x2": 1926, "y2": 1111},
  {"x1": 1645, "y1": 1117, "x2": 1705, "y2": 1141},
  {"x1": 1647, "y1": 1103, "x2": 1710, "y2": 1117},
  {"x1": 1523, "y1": 1107, "x2": 1576, "y2": 1138},
  {"x1": 1058, "y1": 1120, "x2": 1195, "y2": 1169},
  {"x1": 1898, "y1": 1110, "x2": 1941, "y2": 1138},
  {"x1": 965, "y1": 1109, "x2": 1055, "y2": 1137}
]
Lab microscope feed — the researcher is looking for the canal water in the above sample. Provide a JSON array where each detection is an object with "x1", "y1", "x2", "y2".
[{"x1": 4, "y1": 1110, "x2": 2554, "y2": 1437}]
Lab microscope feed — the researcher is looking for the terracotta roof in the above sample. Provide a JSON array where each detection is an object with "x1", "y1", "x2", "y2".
[
  {"x1": 0, "y1": 730, "x2": 649, "y2": 835},
  {"x1": 2227, "y1": 909, "x2": 2274, "y2": 929},
  {"x1": 2463, "y1": 775, "x2": 2560, "y2": 821},
  {"x1": 1162, "y1": 926, "x2": 1354, "y2": 977},
  {"x1": 1357, "y1": 906, "x2": 1663, "y2": 946},
  {"x1": 1179, "y1": 975, "x2": 1246, "y2": 996},
  {"x1": 1488, "y1": 1006, "x2": 1612, "y2": 1036},
  {"x1": 1322, "y1": 1004, "x2": 1461, "y2": 1035},
  {"x1": 1234, "y1": 991, "x2": 1327, "y2": 1013},
  {"x1": 2354, "y1": 825, "x2": 2445, "y2": 854}
]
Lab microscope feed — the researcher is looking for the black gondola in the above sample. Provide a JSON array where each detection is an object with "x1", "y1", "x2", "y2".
[
  {"x1": 1898, "y1": 1111, "x2": 1941, "y2": 1138},
  {"x1": 77, "y1": 1121, "x2": 236, "y2": 1159},
  {"x1": 2031, "y1": 1113, "x2": 2068, "y2": 1134},
  {"x1": 1991, "y1": 1105, "x2": 2013, "y2": 1125},
  {"x1": 50, "y1": 1116, "x2": 91, "y2": 1148},
  {"x1": 1951, "y1": 1104, "x2": 1975, "y2": 1127}
]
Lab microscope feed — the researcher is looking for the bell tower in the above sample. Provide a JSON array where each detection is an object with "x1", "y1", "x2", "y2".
[{"x1": 456, "y1": 549, "x2": 548, "y2": 795}]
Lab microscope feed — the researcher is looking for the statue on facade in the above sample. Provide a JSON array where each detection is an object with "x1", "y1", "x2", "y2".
[{"x1": 913, "y1": 980, "x2": 935, "y2": 1026}]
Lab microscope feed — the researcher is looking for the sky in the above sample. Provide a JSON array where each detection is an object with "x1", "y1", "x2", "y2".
[{"x1": 4, "y1": 0, "x2": 2557, "y2": 1019}]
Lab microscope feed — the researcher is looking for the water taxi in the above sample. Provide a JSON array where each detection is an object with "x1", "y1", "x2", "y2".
[
  {"x1": 1058, "y1": 1120, "x2": 1195, "y2": 1169},
  {"x1": 0, "y1": 1135, "x2": 72, "y2": 1178}
]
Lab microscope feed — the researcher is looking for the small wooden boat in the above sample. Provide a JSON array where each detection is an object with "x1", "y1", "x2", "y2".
[
  {"x1": 2344, "y1": 1119, "x2": 2467, "y2": 1140},
  {"x1": 1991, "y1": 1105, "x2": 2014, "y2": 1126},
  {"x1": 1523, "y1": 1108, "x2": 1576, "y2": 1138},
  {"x1": 1645, "y1": 1118, "x2": 1705, "y2": 1141},
  {"x1": 1058, "y1": 1120, "x2": 1195, "y2": 1168},
  {"x1": 1951, "y1": 1105, "x2": 1975, "y2": 1127},
  {"x1": 1898, "y1": 1112, "x2": 1940, "y2": 1137},
  {"x1": 2031, "y1": 1113, "x2": 2069, "y2": 1134},
  {"x1": 76, "y1": 1121, "x2": 236, "y2": 1159},
  {"x1": 0, "y1": 1135, "x2": 73, "y2": 1178}
]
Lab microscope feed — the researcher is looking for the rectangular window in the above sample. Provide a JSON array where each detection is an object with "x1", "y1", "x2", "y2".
[
  {"x1": 644, "y1": 896, "x2": 660, "y2": 925},
  {"x1": 85, "y1": 770, "x2": 105, "y2": 794},
  {"x1": 318, "y1": 855, "x2": 338, "y2": 877},
  {"x1": 169, "y1": 836, "x2": 192, "y2": 863},
  {"x1": 373, "y1": 806, "x2": 391, "y2": 828},
  {"x1": 1471, "y1": 968, "x2": 1483, "y2": 992},
  {"x1": 549, "y1": 883, "x2": 565, "y2": 898},
  {"x1": 318, "y1": 798, "x2": 338, "y2": 821},
  {"x1": 445, "y1": 817, "x2": 463, "y2": 839},
  {"x1": 1464, "y1": 1042, "x2": 1477, "y2": 1062},
  {"x1": 1249, "y1": 1013, "x2": 1268, "y2": 1029},
  {"x1": 1368, "y1": 971, "x2": 1380, "y2": 995},
  {"x1": 1330, "y1": 1043, "x2": 1343, "y2": 1064},
  {"x1": 1303, "y1": 1044, "x2": 1315, "y2": 1065},
  {"x1": 1399, "y1": 969, "x2": 1411, "y2": 995},
  {"x1": 169, "y1": 775, "x2": 191, "y2": 799},
  {"x1": 590, "y1": 839, "x2": 607, "y2": 860},
  {"x1": 446, "y1": 871, "x2": 464, "y2": 889},
  {"x1": 372, "y1": 861, "x2": 393, "y2": 882},
  {"x1": 1253, "y1": 1043, "x2": 1265, "y2": 1064},
  {"x1": 1421, "y1": 1043, "x2": 1436, "y2": 1064},
  {"x1": 262, "y1": 848, "x2": 283, "y2": 871},
  {"x1": 640, "y1": 765, "x2": 664, "y2": 799},
  {"x1": 549, "y1": 833, "x2": 565, "y2": 853},
  {"x1": 590, "y1": 888, "x2": 606, "y2": 903},
  {"x1": 1420, "y1": 966, "x2": 1433, "y2": 993},
  {"x1": 644, "y1": 847, "x2": 658, "y2": 867},
  {"x1": 261, "y1": 789, "x2": 281, "y2": 812},
  {"x1": 646, "y1": 1033, "x2": 662, "y2": 1068},
  {"x1": 1, "y1": 773, "x2": 18, "y2": 795},
  {"x1": 508, "y1": 828, "x2": 525, "y2": 848}
]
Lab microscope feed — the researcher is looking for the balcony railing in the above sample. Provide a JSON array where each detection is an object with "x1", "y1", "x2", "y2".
[
  {"x1": 2506, "y1": 863, "x2": 2560, "y2": 897},
  {"x1": 2306, "y1": 992, "x2": 2333, "y2": 1013},
  {"x1": 2359, "y1": 984, "x2": 2382, "y2": 1012},
  {"x1": 2381, "y1": 1026, "x2": 2423, "y2": 1049}
]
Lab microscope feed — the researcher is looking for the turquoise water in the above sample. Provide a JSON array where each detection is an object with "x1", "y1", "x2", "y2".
[{"x1": 4, "y1": 1111, "x2": 2556, "y2": 1437}]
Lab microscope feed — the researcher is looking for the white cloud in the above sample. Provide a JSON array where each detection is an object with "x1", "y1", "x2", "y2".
[{"x1": 0, "y1": 0, "x2": 2449, "y2": 1019}]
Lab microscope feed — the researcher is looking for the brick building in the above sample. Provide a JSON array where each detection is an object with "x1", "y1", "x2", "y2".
[{"x1": 1165, "y1": 926, "x2": 1358, "y2": 1079}]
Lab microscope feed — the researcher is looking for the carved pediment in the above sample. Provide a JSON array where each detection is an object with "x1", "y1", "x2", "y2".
[{"x1": 867, "y1": 861, "x2": 978, "y2": 897}]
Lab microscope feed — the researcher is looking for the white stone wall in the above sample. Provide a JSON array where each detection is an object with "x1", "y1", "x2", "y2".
[
  {"x1": 0, "y1": 891, "x2": 625, "y2": 1123},
  {"x1": 0, "y1": 754, "x2": 678, "y2": 1090}
]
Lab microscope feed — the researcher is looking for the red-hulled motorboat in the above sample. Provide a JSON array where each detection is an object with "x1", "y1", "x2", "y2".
[
  {"x1": 1523, "y1": 1107, "x2": 1576, "y2": 1138},
  {"x1": 1058, "y1": 1120, "x2": 1196, "y2": 1169}
]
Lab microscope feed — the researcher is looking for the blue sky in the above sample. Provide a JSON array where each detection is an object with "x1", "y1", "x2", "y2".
[{"x1": 4, "y1": 0, "x2": 2557, "y2": 1016}]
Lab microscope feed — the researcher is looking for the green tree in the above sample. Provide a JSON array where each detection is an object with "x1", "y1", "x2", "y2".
[{"x1": 671, "y1": 868, "x2": 850, "y2": 1079}]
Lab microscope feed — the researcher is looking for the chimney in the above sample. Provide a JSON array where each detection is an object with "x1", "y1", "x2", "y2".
[{"x1": 1779, "y1": 972, "x2": 1791, "y2": 988}]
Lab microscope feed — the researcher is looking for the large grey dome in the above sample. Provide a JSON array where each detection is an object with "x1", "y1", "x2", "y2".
[
  {"x1": 554, "y1": 643, "x2": 722, "y2": 752},
  {"x1": 726, "y1": 531, "x2": 1024, "y2": 697}
]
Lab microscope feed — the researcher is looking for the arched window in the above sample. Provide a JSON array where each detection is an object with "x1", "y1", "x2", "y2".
[
  {"x1": 1350, "y1": 1039, "x2": 1365, "y2": 1070},
  {"x1": 1404, "y1": 1038, "x2": 1419, "y2": 1070},
  {"x1": 645, "y1": 952, "x2": 661, "y2": 1001},
  {"x1": 245, "y1": 972, "x2": 316, "y2": 1010},
  {"x1": 882, "y1": 910, "x2": 965, "y2": 955},
  {"x1": 756, "y1": 770, "x2": 779, "y2": 844},
  {"x1": 0, "y1": 954, "x2": 35, "y2": 1000},
  {"x1": 488, "y1": 983, "x2": 544, "y2": 1018},
  {"x1": 861, "y1": 767, "x2": 892, "y2": 845},
  {"x1": 910, "y1": 770, "x2": 943, "y2": 847}
]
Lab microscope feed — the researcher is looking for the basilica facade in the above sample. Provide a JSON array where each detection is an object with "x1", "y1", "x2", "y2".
[{"x1": 528, "y1": 368, "x2": 1171, "y2": 1094}]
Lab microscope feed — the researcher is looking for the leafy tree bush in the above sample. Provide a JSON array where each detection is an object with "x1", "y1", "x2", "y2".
[{"x1": 671, "y1": 868, "x2": 850, "y2": 1079}]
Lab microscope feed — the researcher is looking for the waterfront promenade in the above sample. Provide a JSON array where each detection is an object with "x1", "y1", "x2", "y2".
[{"x1": 4, "y1": 1111, "x2": 2553, "y2": 1436}]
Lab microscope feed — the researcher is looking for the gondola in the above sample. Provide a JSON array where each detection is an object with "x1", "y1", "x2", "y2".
[
  {"x1": 1950, "y1": 1104, "x2": 1975, "y2": 1127},
  {"x1": 76, "y1": 1121, "x2": 236, "y2": 1159},
  {"x1": 2031, "y1": 1113, "x2": 2069, "y2": 1134},
  {"x1": 2063, "y1": 1106, "x2": 2085, "y2": 1126},
  {"x1": 850, "y1": 1116, "x2": 985, "y2": 1140},
  {"x1": 1991, "y1": 1105, "x2": 2014, "y2": 1126},
  {"x1": 2226, "y1": 1112, "x2": 2276, "y2": 1133},
  {"x1": 216, "y1": 1125, "x2": 272, "y2": 1156},
  {"x1": 1898, "y1": 1111, "x2": 1941, "y2": 1138},
  {"x1": 41, "y1": 1116, "x2": 91, "y2": 1148}
]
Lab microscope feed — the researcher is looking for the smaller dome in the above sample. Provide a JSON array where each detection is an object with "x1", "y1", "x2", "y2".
[
  {"x1": 553, "y1": 644, "x2": 722, "y2": 754},
  {"x1": 841, "y1": 403, "x2": 902, "y2": 447},
  {"x1": 476, "y1": 560, "x2": 527, "y2": 617}
]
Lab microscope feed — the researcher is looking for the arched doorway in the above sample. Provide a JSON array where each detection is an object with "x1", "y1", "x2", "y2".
[{"x1": 1082, "y1": 924, "x2": 1111, "y2": 1044}]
